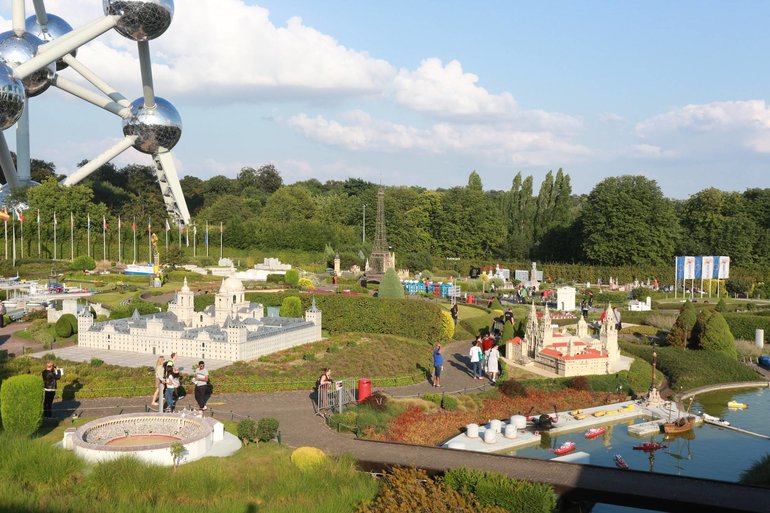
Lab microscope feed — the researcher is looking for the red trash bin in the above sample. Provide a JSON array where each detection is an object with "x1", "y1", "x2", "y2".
[
  {"x1": 358, "y1": 378, "x2": 372, "y2": 403},
  {"x1": 467, "y1": 294, "x2": 475, "y2": 305}
]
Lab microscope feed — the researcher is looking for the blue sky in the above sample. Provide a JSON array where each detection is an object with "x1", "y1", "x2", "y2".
[{"x1": 2, "y1": 0, "x2": 770, "y2": 197}]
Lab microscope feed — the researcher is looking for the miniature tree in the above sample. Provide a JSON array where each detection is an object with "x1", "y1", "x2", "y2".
[
  {"x1": 284, "y1": 269, "x2": 300, "y2": 287},
  {"x1": 501, "y1": 320, "x2": 514, "y2": 343},
  {"x1": 279, "y1": 296, "x2": 303, "y2": 318},
  {"x1": 692, "y1": 309, "x2": 737, "y2": 359},
  {"x1": 440, "y1": 311, "x2": 455, "y2": 340},
  {"x1": 666, "y1": 300, "x2": 697, "y2": 349},
  {"x1": 0, "y1": 375, "x2": 43, "y2": 436},
  {"x1": 378, "y1": 268, "x2": 405, "y2": 299},
  {"x1": 715, "y1": 297, "x2": 727, "y2": 312}
]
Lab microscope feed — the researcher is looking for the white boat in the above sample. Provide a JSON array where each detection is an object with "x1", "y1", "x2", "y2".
[
  {"x1": 123, "y1": 264, "x2": 154, "y2": 276},
  {"x1": 702, "y1": 413, "x2": 730, "y2": 426}
]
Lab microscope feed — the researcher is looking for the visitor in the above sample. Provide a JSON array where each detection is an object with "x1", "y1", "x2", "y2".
[
  {"x1": 432, "y1": 343, "x2": 443, "y2": 387},
  {"x1": 588, "y1": 291, "x2": 594, "y2": 307},
  {"x1": 486, "y1": 344, "x2": 500, "y2": 384},
  {"x1": 192, "y1": 360, "x2": 210, "y2": 411},
  {"x1": 614, "y1": 307, "x2": 622, "y2": 331},
  {"x1": 42, "y1": 361, "x2": 61, "y2": 418},
  {"x1": 450, "y1": 303, "x2": 459, "y2": 327},
  {"x1": 151, "y1": 355, "x2": 165, "y2": 407},
  {"x1": 164, "y1": 352, "x2": 177, "y2": 378},
  {"x1": 164, "y1": 368, "x2": 180, "y2": 412},
  {"x1": 482, "y1": 333, "x2": 495, "y2": 353},
  {"x1": 469, "y1": 340, "x2": 483, "y2": 380},
  {"x1": 580, "y1": 299, "x2": 588, "y2": 320},
  {"x1": 504, "y1": 307, "x2": 514, "y2": 325},
  {"x1": 0, "y1": 300, "x2": 6, "y2": 328}
]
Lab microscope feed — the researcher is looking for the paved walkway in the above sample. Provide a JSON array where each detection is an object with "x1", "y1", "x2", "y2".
[{"x1": 0, "y1": 321, "x2": 41, "y2": 356}]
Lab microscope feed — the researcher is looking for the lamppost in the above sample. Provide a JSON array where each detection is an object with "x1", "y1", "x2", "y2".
[{"x1": 362, "y1": 204, "x2": 367, "y2": 243}]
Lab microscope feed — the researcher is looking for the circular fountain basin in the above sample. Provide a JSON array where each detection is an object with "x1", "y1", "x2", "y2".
[{"x1": 64, "y1": 412, "x2": 225, "y2": 466}]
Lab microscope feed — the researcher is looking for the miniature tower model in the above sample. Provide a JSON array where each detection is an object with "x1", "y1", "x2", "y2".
[
  {"x1": 367, "y1": 187, "x2": 395, "y2": 280},
  {"x1": 599, "y1": 303, "x2": 620, "y2": 362},
  {"x1": 167, "y1": 277, "x2": 194, "y2": 326},
  {"x1": 645, "y1": 348, "x2": 664, "y2": 407},
  {"x1": 305, "y1": 297, "x2": 322, "y2": 326}
]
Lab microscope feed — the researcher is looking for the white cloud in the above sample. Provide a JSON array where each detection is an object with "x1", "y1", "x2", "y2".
[{"x1": 636, "y1": 100, "x2": 770, "y2": 136}]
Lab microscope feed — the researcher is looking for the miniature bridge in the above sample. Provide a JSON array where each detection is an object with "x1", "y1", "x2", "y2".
[{"x1": 350, "y1": 439, "x2": 770, "y2": 513}]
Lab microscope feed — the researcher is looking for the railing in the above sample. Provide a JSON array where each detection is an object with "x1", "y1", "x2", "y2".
[{"x1": 314, "y1": 379, "x2": 358, "y2": 414}]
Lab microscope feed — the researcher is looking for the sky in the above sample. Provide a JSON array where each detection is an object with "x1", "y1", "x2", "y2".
[{"x1": 2, "y1": 0, "x2": 770, "y2": 198}]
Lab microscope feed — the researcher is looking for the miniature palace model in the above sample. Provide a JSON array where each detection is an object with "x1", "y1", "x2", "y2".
[
  {"x1": 507, "y1": 303, "x2": 621, "y2": 376},
  {"x1": 77, "y1": 276, "x2": 322, "y2": 361}
]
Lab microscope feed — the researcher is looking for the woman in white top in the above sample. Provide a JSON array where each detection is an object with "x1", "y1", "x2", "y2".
[
  {"x1": 151, "y1": 356, "x2": 164, "y2": 406},
  {"x1": 469, "y1": 340, "x2": 483, "y2": 379},
  {"x1": 486, "y1": 345, "x2": 500, "y2": 384}
]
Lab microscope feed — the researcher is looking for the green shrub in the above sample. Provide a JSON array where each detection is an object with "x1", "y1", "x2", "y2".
[
  {"x1": 302, "y1": 353, "x2": 316, "y2": 361},
  {"x1": 266, "y1": 273, "x2": 285, "y2": 284},
  {"x1": 279, "y1": 296, "x2": 303, "y2": 318},
  {"x1": 256, "y1": 417, "x2": 280, "y2": 442},
  {"x1": 71, "y1": 255, "x2": 96, "y2": 271},
  {"x1": 284, "y1": 269, "x2": 300, "y2": 287},
  {"x1": 723, "y1": 313, "x2": 770, "y2": 340},
  {"x1": 440, "y1": 311, "x2": 455, "y2": 340},
  {"x1": 89, "y1": 358, "x2": 104, "y2": 367},
  {"x1": 692, "y1": 309, "x2": 737, "y2": 359},
  {"x1": 444, "y1": 466, "x2": 558, "y2": 513},
  {"x1": 422, "y1": 393, "x2": 459, "y2": 411},
  {"x1": 715, "y1": 297, "x2": 727, "y2": 312},
  {"x1": 290, "y1": 446, "x2": 327, "y2": 472},
  {"x1": 236, "y1": 418, "x2": 257, "y2": 442},
  {"x1": 741, "y1": 453, "x2": 770, "y2": 486},
  {"x1": 0, "y1": 375, "x2": 43, "y2": 436},
  {"x1": 667, "y1": 301, "x2": 696, "y2": 348},
  {"x1": 378, "y1": 268, "x2": 405, "y2": 299},
  {"x1": 55, "y1": 316, "x2": 73, "y2": 338},
  {"x1": 360, "y1": 391, "x2": 389, "y2": 412}
]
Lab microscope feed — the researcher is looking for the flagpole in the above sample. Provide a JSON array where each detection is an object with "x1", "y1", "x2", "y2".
[
  {"x1": 19, "y1": 212, "x2": 23, "y2": 260},
  {"x1": 132, "y1": 218, "x2": 136, "y2": 263},
  {"x1": 165, "y1": 220, "x2": 169, "y2": 253},
  {"x1": 87, "y1": 214, "x2": 91, "y2": 257},
  {"x1": 103, "y1": 216, "x2": 107, "y2": 261},
  {"x1": 3, "y1": 219, "x2": 7, "y2": 260},
  {"x1": 53, "y1": 212, "x2": 57, "y2": 260},
  {"x1": 148, "y1": 218, "x2": 152, "y2": 262},
  {"x1": 118, "y1": 216, "x2": 122, "y2": 263},
  {"x1": 205, "y1": 220, "x2": 209, "y2": 257},
  {"x1": 11, "y1": 217, "x2": 15, "y2": 266},
  {"x1": 193, "y1": 224, "x2": 197, "y2": 258},
  {"x1": 37, "y1": 209, "x2": 40, "y2": 257},
  {"x1": 178, "y1": 223, "x2": 182, "y2": 248},
  {"x1": 220, "y1": 222, "x2": 223, "y2": 259},
  {"x1": 70, "y1": 212, "x2": 74, "y2": 260}
]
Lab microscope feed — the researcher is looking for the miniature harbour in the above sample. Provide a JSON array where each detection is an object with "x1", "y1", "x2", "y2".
[{"x1": 441, "y1": 399, "x2": 703, "y2": 456}]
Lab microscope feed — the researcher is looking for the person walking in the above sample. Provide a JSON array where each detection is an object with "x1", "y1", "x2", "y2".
[
  {"x1": 42, "y1": 361, "x2": 61, "y2": 418},
  {"x1": 192, "y1": 360, "x2": 210, "y2": 411},
  {"x1": 151, "y1": 355, "x2": 165, "y2": 407},
  {"x1": 487, "y1": 344, "x2": 500, "y2": 384},
  {"x1": 432, "y1": 343, "x2": 443, "y2": 387},
  {"x1": 0, "y1": 300, "x2": 6, "y2": 328},
  {"x1": 469, "y1": 340, "x2": 483, "y2": 380},
  {"x1": 580, "y1": 299, "x2": 588, "y2": 320},
  {"x1": 164, "y1": 368, "x2": 180, "y2": 412},
  {"x1": 588, "y1": 291, "x2": 594, "y2": 307},
  {"x1": 450, "y1": 303, "x2": 459, "y2": 327}
]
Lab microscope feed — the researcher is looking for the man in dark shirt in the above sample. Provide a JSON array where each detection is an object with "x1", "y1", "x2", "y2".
[
  {"x1": 42, "y1": 361, "x2": 61, "y2": 418},
  {"x1": 450, "y1": 303, "x2": 459, "y2": 326}
]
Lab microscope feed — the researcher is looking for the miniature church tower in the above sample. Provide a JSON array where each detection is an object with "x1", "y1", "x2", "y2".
[
  {"x1": 576, "y1": 314, "x2": 588, "y2": 338},
  {"x1": 645, "y1": 348, "x2": 664, "y2": 407},
  {"x1": 168, "y1": 277, "x2": 195, "y2": 326},
  {"x1": 524, "y1": 301, "x2": 540, "y2": 360},
  {"x1": 599, "y1": 303, "x2": 620, "y2": 362},
  {"x1": 305, "y1": 297, "x2": 322, "y2": 326},
  {"x1": 539, "y1": 304, "x2": 552, "y2": 347},
  {"x1": 77, "y1": 301, "x2": 94, "y2": 333}
]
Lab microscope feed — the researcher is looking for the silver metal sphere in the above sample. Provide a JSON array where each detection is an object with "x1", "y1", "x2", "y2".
[
  {"x1": 0, "y1": 181, "x2": 40, "y2": 208},
  {"x1": 103, "y1": 0, "x2": 174, "y2": 41},
  {"x1": 0, "y1": 62, "x2": 25, "y2": 130},
  {"x1": 0, "y1": 31, "x2": 54, "y2": 97},
  {"x1": 122, "y1": 97, "x2": 182, "y2": 154},
  {"x1": 25, "y1": 14, "x2": 76, "y2": 71}
]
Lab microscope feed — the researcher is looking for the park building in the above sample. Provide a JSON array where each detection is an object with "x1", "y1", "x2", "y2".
[
  {"x1": 77, "y1": 276, "x2": 322, "y2": 362},
  {"x1": 507, "y1": 303, "x2": 622, "y2": 377}
]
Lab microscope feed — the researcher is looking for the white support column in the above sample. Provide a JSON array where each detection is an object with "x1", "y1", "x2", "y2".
[
  {"x1": 61, "y1": 54, "x2": 130, "y2": 107},
  {"x1": 32, "y1": 0, "x2": 48, "y2": 26},
  {"x1": 155, "y1": 152, "x2": 191, "y2": 224},
  {"x1": 16, "y1": 101, "x2": 30, "y2": 182},
  {"x1": 61, "y1": 136, "x2": 137, "y2": 186},
  {"x1": 137, "y1": 41, "x2": 156, "y2": 108},
  {"x1": 0, "y1": 133, "x2": 19, "y2": 188},
  {"x1": 52, "y1": 75, "x2": 131, "y2": 118},
  {"x1": 12, "y1": 0, "x2": 25, "y2": 37},
  {"x1": 14, "y1": 16, "x2": 120, "y2": 80}
]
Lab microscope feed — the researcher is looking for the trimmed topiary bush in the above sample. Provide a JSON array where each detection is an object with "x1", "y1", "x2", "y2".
[
  {"x1": 378, "y1": 268, "x2": 404, "y2": 299},
  {"x1": 501, "y1": 321, "x2": 514, "y2": 342},
  {"x1": 71, "y1": 255, "x2": 96, "y2": 271},
  {"x1": 236, "y1": 418, "x2": 257, "y2": 443},
  {"x1": 55, "y1": 316, "x2": 74, "y2": 338},
  {"x1": 440, "y1": 311, "x2": 455, "y2": 340},
  {"x1": 692, "y1": 309, "x2": 737, "y2": 359},
  {"x1": 284, "y1": 269, "x2": 299, "y2": 287},
  {"x1": 0, "y1": 375, "x2": 43, "y2": 436},
  {"x1": 291, "y1": 447, "x2": 327, "y2": 471},
  {"x1": 444, "y1": 466, "x2": 558, "y2": 513},
  {"x1": 256, "y1": 417, "x2": 280, "y2": 442},
  {"x1": 666, "y1": 301, "x2": 696, "y2": 349},
  {"x1": 279, "y1": 296, "x2": 303, "y2": 318}
]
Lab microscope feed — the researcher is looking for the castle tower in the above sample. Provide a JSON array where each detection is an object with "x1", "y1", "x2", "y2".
[
  {"x1": 577, "y1": 314, "x2": 588, "y2": 338},
  {"x1": 539, "y1": 303, "x2": 553, "y2": 346},
  {"x1": 215, "y1": 276, "x2": 249, "y2": 324},
  {"x1": 168, "y1": 277, "x2": 195, "y2": 326},
  {"x1": 305, "y1": 296, "x2": 322, "y2": 326},
  {"x1": 77, "y1": 301, "x2": 94, "y2": 333},
  {"x1": 524, "y1": 301, "x2": 540, "y2": 360},
  {"x1": 600, "y1": 303, "x2": 619, "y2": 363}
]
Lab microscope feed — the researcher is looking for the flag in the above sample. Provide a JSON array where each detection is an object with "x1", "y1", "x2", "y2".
[
  {"x1": 118, "y1": 216, "x2": 121, "y2": 231},
  {"x1": 0, "y1": 211, "x2": 9, "y2": 222},
  {"x1": 220, "y1": 222, "x2": 223, "y2": 234},
  {"x1": 148, "y1": 219, "x2": 152, "y2": 233},
  {"x1": 87, "y1": 214, "x2": 91, "y2": 229},
  {"x1": 37, "y1": 208, "x2": 40, "y2": 225},
  {"x1": 132, "y1": 221, "x2": 136, "y2": 233},
  {"x1": 15, "y1": 208, "x2": 23, "y2": 223},
  {"x1": 205, "y1": 222, "x2": 208, "y2": 246},
  {"x1": 103, "y1": 216, "x2": 107, "y2": 230},
  {"x1": 165, "y1": 219, "x2": 170, "y2": 232},
  {"x1": 193, "y1": 224, "x2": 197, "y2": 236},
  {"x1": 53, "y1": 211, "x2": 57, "y2": 225}
]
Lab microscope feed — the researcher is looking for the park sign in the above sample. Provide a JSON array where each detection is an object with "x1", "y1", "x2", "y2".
[{"x1": 674, "y1": 256, "x2": 729, "y2": 298}]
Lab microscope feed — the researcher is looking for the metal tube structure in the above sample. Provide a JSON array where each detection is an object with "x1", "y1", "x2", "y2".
[
  {"x1": 12, "y1": 0, "x2": 25, "y2": 37},
  {"x1": 155, "y1": 152, "x2": 191, "y2": 224},
  {"x1": 61, "y1": 136, "x2": 137, "y2": 186},
  {"x1": 16, "y1": 103, "x2": 30, "y2": 182},
  {"x1": 0, "y1": 133, "x2": 19, "y2": 189},
  {"x1": 32, "y1": 0, "x2": 48, "y2": 26},
  {"x1": 13, "y1": 15, "x2": 119, "y2": 80},
  {"x1": 61, "y1": 54, "x2": 130, "y2": 107},
  {"x1": 137, "y1": 41, "x2": 156, "y2": 108},
  {"x1": 52, "y1": 75, "x2": 131, "y2": 118}
]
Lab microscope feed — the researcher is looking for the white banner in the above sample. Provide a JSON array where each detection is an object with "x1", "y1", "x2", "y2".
[
  {"x1": 701, "y1": 256, "x2": 714, "y2": 280},
  {"x1": 683, "y1": 256, "x2": 696, "y2": 280},
  {"x1": 718, "y1": 256, "x2": 730, "y2": 279}
]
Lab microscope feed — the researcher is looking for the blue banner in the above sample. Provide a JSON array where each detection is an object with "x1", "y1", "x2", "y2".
[{"x1": 675, "y1": 256, "x2": 685, "y2": 280}]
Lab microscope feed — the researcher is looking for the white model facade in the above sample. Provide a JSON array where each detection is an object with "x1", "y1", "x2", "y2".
[{"x1": 77, "y1": 277, "x2": 322, "y2": 361}]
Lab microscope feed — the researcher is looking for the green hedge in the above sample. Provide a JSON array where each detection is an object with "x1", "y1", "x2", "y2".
[
  {"x1": 620, "y1": 341, "x2": 758, "y2": 391},
  {"x1": 723, "y1": 313, "x2": 770, "y2": 340},
  {"x1": 244, "y1": 293, "x2": 445, "y2": 343},
  {"x1": 444, "y1": 467, "x2": 557, "y2": 513},
  {"x1": 0, "y1": 375, "x2": 43, "y2": 436}
]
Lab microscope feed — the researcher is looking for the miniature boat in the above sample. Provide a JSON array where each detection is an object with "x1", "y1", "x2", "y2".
[
  {"x1": 570, "y1": 409, "x2": 584, "y2": 417},
  {"x1": 661, "y1": 416, "x2": 695, "y2": 434},
  {"x1": 593, "y1": 410, "x2": 606, "y2": 417},
  {"x1": 573, "y1": 414, "x2": 586, "y2": 420},
  {"x1": 633, "y1": 442, "x2": 667, "y2": 451},
  {"x1": 605, "y1": 409, "x2": 619, "y2": 415},
  {"x1": 702, "y1": 413, "x2": 730, "y2": 426},
  {"x1": 727, "y1": 400, "x2": 748, "y2": 409},
  {"x1": 553, "y1": 441, "x2": 576, "y2": 456},
  {"x1": 620, "y1": 404, "x2": 636, "y2": 412},
  {"x1": 614, "y1": 454, "x2": 629, "y2": 469},
  {"x1": 584, "y1": 427, "x2": 606, "y2": 439}
]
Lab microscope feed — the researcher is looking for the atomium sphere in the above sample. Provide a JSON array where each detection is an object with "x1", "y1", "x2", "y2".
[
  {"x1": 103, "y1": 0, "x2": 174, "y2": 41},
  {"x1": 0, "y1": 31, "x2": 54, "y2": 97},
  {"x1": 0, "y1": 181, "x2": 40, "y2": 209},
  {"x1": 25, "y1": 14, "x2": 76, "y2": 71},
  {"x1": 0, "y1": 62, "x2": 25, "y2": 130},
  {"x1": 122, "y1": 96, "x2": 182, "y2": 154}
]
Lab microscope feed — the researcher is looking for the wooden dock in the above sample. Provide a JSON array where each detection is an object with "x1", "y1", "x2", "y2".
[{"x1": 704, "y1": 419, "x2": 770, "y2": 440}]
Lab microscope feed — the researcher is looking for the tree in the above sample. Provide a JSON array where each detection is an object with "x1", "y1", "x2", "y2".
[
  {"x1": 256, "y1": 163, "x2": 283, "y2": 193},
  {"x1": 501, "y1": 320, "x2": 514, "y2": 342},
  {"x1": 260, "y1": 186, "x2": 315, "y2": 224},
  {"x1": 284, "y1": 269, "x2": 300, "y2": 287},
  {"x1": 378, "y1": 268, "x2": 404, "y2": 299},
  {"x1": 666, "y1": 301, "x2": 697, "y2": 348},
  {"x1": 692, "y1": 309, "x2": 737, "y2": 359},
  {"x1": 280, "y1": 296, "x2": 303, "y2": 317},
  {"x1": 467, "y1": 170, "x2": 483, "y2": 192},
  {"x1": 0, "y1": 375, "x2": 43, "y2": 436},
  {"x1": 580, "y1": 176, "x2": 679, "y2": 265}
]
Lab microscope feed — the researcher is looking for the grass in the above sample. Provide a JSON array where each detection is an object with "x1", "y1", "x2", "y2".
[{"x1": 0, "y1": 433, "x2": 378, "y2": 513}]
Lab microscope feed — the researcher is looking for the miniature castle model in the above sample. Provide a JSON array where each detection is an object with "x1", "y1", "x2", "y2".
[
  {"x1": 507, "y1": 303, "x2": 620, "y2": 377},
  {"x1": 77, "y1": 277, "x2": 322, "y2": 362}
]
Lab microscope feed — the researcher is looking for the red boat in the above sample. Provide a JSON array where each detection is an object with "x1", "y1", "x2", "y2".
[
  {"x1": 553, "y1": 441, "x2": 576, "y2": 456},
  {"x1": 584, "y1": 427, "x2": 606, "y2": 439},
  {"x1": 614, "y1": 454, "x2": 629, "y2": 469},
  {"x1": 633, "y1": 442, "x2": 667, "y2": 451}
]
